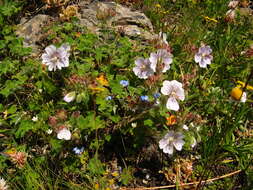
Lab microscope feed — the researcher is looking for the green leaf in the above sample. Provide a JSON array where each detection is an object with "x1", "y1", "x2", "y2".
[
  {"x1": 15, "y1": 120, "x2": 34, "y2": 138},
  {"x1": 76, "y1": 112, "x2": 105, "y2": 131},
  {"x1": 7, "y1": 104, "x2": 17, "y2": 114},
  {"x1": 144, "y1": 119, "x2": 153, "y2": 127},
  {"x1": 0, "y1": 79, "x2": 23, "y2": 97},
  {"x1": 87, "y1": 155, "x2": 105, "y2": 175}
]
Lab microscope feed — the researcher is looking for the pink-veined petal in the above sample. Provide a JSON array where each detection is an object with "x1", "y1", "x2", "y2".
[
  {"x1": 45, "y1": 45, "x2": 57, "y2": 56},
  {"x1": 163, "y1": 145, "x2": 174, "y2": 154},
  {"x1": 173, "y1": 139, "x2": 184, "y2": 151},
  {"x1": 166, "y1": 97, "x2": 180, "y2": 111},
  {"x1": 194, "y1": 53, "x2": 202, "y2": 63},
  {"x1": 161, "y1": 80, "x2": 172, "y2": 95}
]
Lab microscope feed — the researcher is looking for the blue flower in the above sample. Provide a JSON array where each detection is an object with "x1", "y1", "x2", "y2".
[
  {"x1": 153, "y1": 93, "x2": 161, "y2": 99},
  {"x1": 120, "y1": 80, "x2": 129, "y2": 87},
  {"x1": 105, "y1": 96, "x2": 112, "y2": 100},
  {"x1": 140, "y1": 95, "x2": 149, "y2": 102},
  {"x1": 73, "y1": 147, "x2": 84, "y2": 155}
]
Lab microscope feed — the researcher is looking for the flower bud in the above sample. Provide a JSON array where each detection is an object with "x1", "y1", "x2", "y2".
[{"x1": 63, "y1": 91, "x2": 76, "y2": 102}]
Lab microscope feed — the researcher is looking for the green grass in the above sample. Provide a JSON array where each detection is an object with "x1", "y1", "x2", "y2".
[{"x1": 0, "y1": 0, "x2": 252, "y2": 189}]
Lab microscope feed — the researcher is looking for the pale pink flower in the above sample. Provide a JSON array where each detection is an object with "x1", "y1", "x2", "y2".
[
  {"x1": 159, "y1": 131, "x2": 185, "y2": 155},
  {"x1": 41, "y1": 44, "x2": 70, "y2": 71},
  {"x1": 149, "y1": 49, "x2": 173, "y2": 73},
  {"x1": 133, "y1": 58, "x2": 154, "y2": 79},
  {"x1": 161, "y1": 80, "x2": 185, "y2": 111},
  {"x1": 194, "y1": 45, "x2": 213, "y2": 68},
  {"x1": 63, "y1": 91, "x2": 76, "y2": 103},
  {"x1": 57, "y1": 128, "x2": 71, "y2": 140}
]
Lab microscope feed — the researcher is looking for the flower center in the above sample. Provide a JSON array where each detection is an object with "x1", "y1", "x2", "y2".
[
  {"x1": 51, "y1": 56, "x2": 60, "y2": 64},
  {"x1": 170, "y1": 91, "x2": 178, "y2": 99},
  {"x1": 201, "y1": 53, "x2": 207, "y2": 57},
  {"x1": 140, "y1": 64, "x2": 147, "y2": 71},
  {"x1": 167, "y1": 136, "x2": 174, "y2": 143}
]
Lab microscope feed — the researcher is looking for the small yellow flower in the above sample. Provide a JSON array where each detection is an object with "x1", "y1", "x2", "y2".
[
  {"x1": 96, "y1": 75, "x2": 109, "y2": 86},
  {"x1": 155, "y1": 4, "x2": 161, "y2": 8},
  {"x1": 94, "y1": 183, "x2": 100, "y2": 189},
  {"x1": 237, "y1": 81, "x2": 253, "y2": 91},
  {"x1": 203, "y1": 16, "x2": 218, "y2": 23},
  {"x1": 112, "y1": 171, "x2": 119, "y2": 177},
  {"x1": 88, "y1": 85, "x2": 106, "y2": 93},
  {"x1": 108, "y1": 179, "x2": 115, "y2": 185},
  {"x1": 231, "y1": 87, "x2": 243, "y2": 100}
]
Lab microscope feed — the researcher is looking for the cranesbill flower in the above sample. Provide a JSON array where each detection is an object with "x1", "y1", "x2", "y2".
[
  {"x1": 120, "y1": 80, "x2": 129, "y2": 87},
  {"x1": 57, "y1": 128, "x2": 71, "y2": 140},
  {"x1": 0, "y1": 177, "x2": 8, "y2": 190},
  {"x1": 149, "y1": 49, "x2": 173, "y2": 73},
  {"x1": 194, "y1": 45, "x2": 213, "y2": 68},
  {"x1": 133, "y1": 58, "x2": 154, "y2": 79},
  {"x1": 161, "y1": 80, "x2": 185, "y2": 111},
  {"x1": 41, "y1": 44, "x2": 70, "y2": 71},
  {"x1": 63, "y1": 91, "x2": 76, "y2": 103},
  {"x1": 159, "y1": 130, "x2": 185, "y2": 155}
]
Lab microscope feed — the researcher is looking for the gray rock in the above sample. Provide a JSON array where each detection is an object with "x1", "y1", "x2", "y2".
[
  {"x1": 78, "y1": 1, "x2": 155, "y2": 40},
  {"x1": 16, "y1": 1, "x2": 155, "y2": 55},
  {"x1": 16, "y1": 14, "x2": 53, "y2": 55}
]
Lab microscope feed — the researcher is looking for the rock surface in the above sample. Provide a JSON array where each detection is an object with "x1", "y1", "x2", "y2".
[
  {"x1": 16, "y1": 14, "x2": 53, "y2": 55},
  {"x1": 16, "y1": 1, "x2": 156, "y2": 54},
  {"x1": 78, "y1": 1, "x2": 154, "y2": 40}
]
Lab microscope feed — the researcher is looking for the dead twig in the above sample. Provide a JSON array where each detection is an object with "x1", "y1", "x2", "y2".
[{"x1": 120, "y1": 169, "x2": 241, "y2": 190}]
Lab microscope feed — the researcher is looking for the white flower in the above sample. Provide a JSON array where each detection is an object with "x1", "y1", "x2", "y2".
[
  {"x1": 0, "y1": 177, "x2": 8, "y2": 190},
  {"x1": 46, "y1": 129, "x2": 53, "y2": 134},
  {"x1": 57, "y1": 128, "x2": 71, "y2": 140},
  {"x1": 161, "y1": 80, "x2": 185, "y2": 111},
  {"x1": 131, "y1": 122, "x2": 137, "y2": 128},
  {"x1": 41, "y1": 44, "x2": 70, "y2": 71},
  {"x1": 63, "y1": 91, "x2": 76, "y2": 103},
  {"x1": 133, "y1": 58, "x2": 154, "y2": 79},
  {"x1": 149, "y1": 49, "x2": 173, "y2": 73},
  {"x1": 32, "y1": 116, "x2": 38, "y2": 122},
  {"x1": 159, "y1": 131, "x2": 185, "y2": 155},
  {"x1": 240, "y1": 92, "x2": 247, "y2": 103},
  {"x1": 182, "y1": 125, "x2": 189, "y2": 130},
  {"x1": 194, "y1": 45, "x2": 213, "y2": 68}
]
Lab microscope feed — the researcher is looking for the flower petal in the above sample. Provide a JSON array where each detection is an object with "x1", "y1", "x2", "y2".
[
  {"x1": 63, "y1": 91, "x2": 76, "y2": 103},
  {"x1": 161, "y1": 80, "x2": 172, "y2": 95},
  {"x1": 240, "y1": 92, "x2": 247, "y2": 102},
  {"x1": 159, "y1": 138, "x2": 168, "y2": 149},
  {"x1": 199, "y1": 59, "x2": 207, "y2": 68},
  {"x1": 166, "y1": 97, "x2": 180, "y2": 111},
  {"x1": 45, "y1": 45, "x2": 57, "y2": 56},
  {"x1": 163, "y1": 144, "x2": 174, "y2": 154},
  {"x1": 194, "y1": 53, "x2": 201, "y2": 63},
  {"x1": 173, "y1": 139, "x2": 184, "y2": 151},
  {"x1": 57, "y1": 128, "x2": 71, "y2": 140}
]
